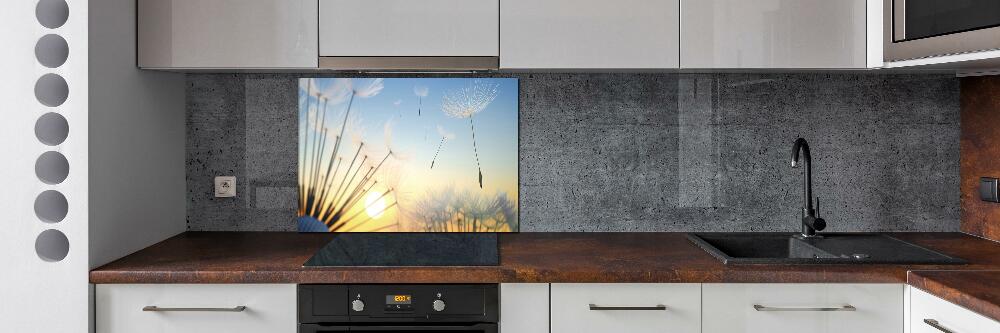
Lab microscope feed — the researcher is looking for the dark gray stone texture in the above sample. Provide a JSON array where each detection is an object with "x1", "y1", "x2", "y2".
[{"x1": 186, "y1": 73, "x2": 960, "y2": 232}]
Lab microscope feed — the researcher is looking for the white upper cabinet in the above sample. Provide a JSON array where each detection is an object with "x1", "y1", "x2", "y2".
[
  {"x1": 138, "y1": 0, "x2": 318, "y2": 69},
  {"x1": 680, "y1": 0, "x2": 870, "y2": 69},
  {"x1": 319, "y1": 0, "x2": 499, "y2": 57},
  {"x1": 500, "y1": 0, "x2": 680, "y2": 69}
]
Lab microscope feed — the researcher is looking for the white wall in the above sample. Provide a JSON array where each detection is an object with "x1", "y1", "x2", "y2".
[
  {"x1": 88, "y1": 0, "x2": 186, "y2": 270},
  {"x1": 0, "y1": 0, "x2": 90, "y2": 331},
  {"x1": 0, "y1": 0, "x2": 185, "y2": 331}
]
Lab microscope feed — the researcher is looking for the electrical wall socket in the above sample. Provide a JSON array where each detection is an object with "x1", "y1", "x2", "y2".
[{"x1": 215, "y1": 176, "x2": 236, "y2": 198}]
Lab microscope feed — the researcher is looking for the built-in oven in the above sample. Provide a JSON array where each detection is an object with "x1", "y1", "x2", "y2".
[
  {"x1": 885, "y1": 0, "x2": 1000, "y2": 61},
  {"x1": 298, "y1": 284, "x2": 498, "y2": 333}
]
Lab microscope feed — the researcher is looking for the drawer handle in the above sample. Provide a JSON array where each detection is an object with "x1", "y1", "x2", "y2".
[
  {"x1": 923, "y1": 319, "x2": 955, "y2": 333},
  {"x1": 753, "y1": 304, "x2": 856, "y2": 312},
  {"x1": 142, "y1": 306, "x2": 247, "y2": 312},
  {"x1": 589, "y1": 304, "x2": 667, "y2": 311}
]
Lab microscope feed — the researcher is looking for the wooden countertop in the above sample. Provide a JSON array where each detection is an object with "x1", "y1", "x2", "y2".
[
  {"x1": 908, "y1": 270, "x2": 1000, "y2": 323},
  {"x1": 91, "y1": 232, "x2": 1000, "y2": 284},
  {"x1": 89, "y1": 232, "x2": 1000, "y2": 321}
]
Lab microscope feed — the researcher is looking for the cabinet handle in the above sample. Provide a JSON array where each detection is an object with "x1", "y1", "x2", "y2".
[
  {"x1": 142, "y1": 306, "x2": 247, "y2": 312},
  {"x1": 588, "y1": 304, "x2": 667, "y2": 311},
  {"x1": 923, "y1": 319, "x2": 955, "y2": 333},
  {"x1": 753, "y1": 304, "x2": 856, "y2": 312}
]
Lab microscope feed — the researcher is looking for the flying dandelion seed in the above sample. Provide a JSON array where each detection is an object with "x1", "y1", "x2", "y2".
[
  {"x1": 442, "y1": 80, "x2": 499, "y2": 189},
  {"x1": 414, "y1": 85, "x2": 429, "y2": 116},
  {"x1": 430, "y1": 125, "x2": 456, "y2": 169},
  {"x1": 392, "y1": 99, "x2": 403, "y2": 117}
]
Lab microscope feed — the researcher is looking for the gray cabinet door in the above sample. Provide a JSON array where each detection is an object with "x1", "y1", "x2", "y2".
[
  {"x1": 501, "y1": 0, "x2": 680, "y2": 69},
  {"x1": 138, "y1": 0, "x2": 318, "y2": 69},
  {"x1": 681, "y1": 0, "x2": 869, "y2": 69},
  {"x1": 319, "y1": 0, "x2": 499, "y2": 57}
]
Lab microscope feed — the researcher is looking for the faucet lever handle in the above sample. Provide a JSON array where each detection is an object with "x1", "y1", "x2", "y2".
[{"x1": 815, "y1": 196, "x2": 820, "y2": 218}]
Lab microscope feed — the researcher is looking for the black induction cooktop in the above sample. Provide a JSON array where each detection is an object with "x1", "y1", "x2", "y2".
[{"x1": 303, "y1": 233, "x2": 500, "y2": 267}]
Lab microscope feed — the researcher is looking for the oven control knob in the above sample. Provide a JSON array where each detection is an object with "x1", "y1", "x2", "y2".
[
  {"x1": 351, "y1": 299, "x2": 365, "y2": 312},
  {"x1": 432, "y1": 299, "x2": 446, "y2": 312}
]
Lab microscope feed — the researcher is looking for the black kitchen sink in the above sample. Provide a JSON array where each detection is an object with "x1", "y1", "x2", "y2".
[{"x1": 687, "y1": 233, "x2": 966, "y2": 265}]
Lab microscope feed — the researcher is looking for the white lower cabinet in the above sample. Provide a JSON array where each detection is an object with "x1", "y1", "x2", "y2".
[
  {"x1": 500, "y1": 283, "x2": 549, "y2": 333},
  {"x1": 702, "y1": 283, "x2": 904, "y2": 333},
  {"x1": 910, "y1": 287, "x2": 1000, "y2": 333},
  {"x1": 96, "y1": 284, "x2": 297, "y2": 333},
  {"x1": 550, "y1": 283, "x2": 701, "y2": 333}
]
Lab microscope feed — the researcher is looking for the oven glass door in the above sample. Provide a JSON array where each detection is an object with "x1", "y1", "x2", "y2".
[
  {"x1": 300, "y1": 324, "x2": 497, "y2": 333},
  {"x1": 898, "y1": 0, "x2": 1000, "y2": 41}
]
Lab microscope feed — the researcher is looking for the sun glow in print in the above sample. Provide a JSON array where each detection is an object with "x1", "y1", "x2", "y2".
[{"x1": 365, "y1": 191, "x2": 387, "y2": 219}]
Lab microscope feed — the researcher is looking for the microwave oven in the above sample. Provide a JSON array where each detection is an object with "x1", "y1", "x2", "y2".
[{"x1": 884, "y1": 0, "x2": 1000, "y2": 62}]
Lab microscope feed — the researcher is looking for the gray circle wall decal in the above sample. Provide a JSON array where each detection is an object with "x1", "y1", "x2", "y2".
[
  {"x1": 36, "y1": 0, "x2": 69, "y2": 29},
  {"x1": 34, "y1": 73, "x2": 69, "y2": 107},
  {"x1": 35, "y1": 112, "x2": 69, "y2": 145},
  {"x1": 35, "y1": 34, "x2": 69, "y2": 68},
  {"x1": 35, "y1": 229, "x2": 70, "y2": 262},
  {"x1": 35, "y1": 151, "x2": 69, "y2": 184},
  {"x1": 34, "y1": 190, "x2": 68, "y2": 223}
]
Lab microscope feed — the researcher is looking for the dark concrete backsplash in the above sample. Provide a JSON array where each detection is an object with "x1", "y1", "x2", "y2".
[{"x1": 186, "y1": 73, "x2": 960, "y2": 232}]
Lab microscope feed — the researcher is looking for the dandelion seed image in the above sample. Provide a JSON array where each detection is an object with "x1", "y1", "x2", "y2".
[
  {"x1": 298, "y1": 78, "x2": 518, "y2": 232},
  {"x1": 442, "y1": 80, "x2": 499, "y2": 189},
  {"x1": 430, "y1": 125, "x2": 455, "y2": 169},
  {"x1": 413, "y1": 85, "x2": 429, "y2": 116}
]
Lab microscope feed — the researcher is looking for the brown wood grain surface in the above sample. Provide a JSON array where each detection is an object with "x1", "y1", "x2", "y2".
[
  {"x1": 961, "y1": 76, "x2": 1000, "y2": 242},
  {"x1": 909, "y1": 270, "x2": 1000, "y2": 323},
  {"x1": 90, "y1": 232, "x2": 1000, "y2": 284}
]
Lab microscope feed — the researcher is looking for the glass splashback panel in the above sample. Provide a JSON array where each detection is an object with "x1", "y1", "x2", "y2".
[{"x1": 297, "y1": 78, "x2": 519, "y2": 232}]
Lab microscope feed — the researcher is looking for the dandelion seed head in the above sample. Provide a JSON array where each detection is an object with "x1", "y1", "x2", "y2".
[
  {"x1": 304, "y1": 78, "x2": 352, "y2": 105},
  {"x1": 413, "y1": 85, "x2": 429, "y2": 97},
  {"x1": 383, "y1": 118, "x2": 395, "y2": 150},
  {"x1": 344, "y1": 114, "x2": 366, "y2": 147},
  {"x1": 436, "y1": 125, "x2": 456, "y2": 140},
  {"x1": 353, "y1": 78, "x2": 385, "y2": 98},
  {"x1": 441, "y1": 80, "x2": 499, "y2": 119},
  {"x1": 376, "y1": 118, "x2": 410, "y2": 161}
]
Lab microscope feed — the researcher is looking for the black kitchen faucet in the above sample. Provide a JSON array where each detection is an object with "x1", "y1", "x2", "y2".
[{"x1": 791, "y1": 138, "x2": 826, "y2": 238}]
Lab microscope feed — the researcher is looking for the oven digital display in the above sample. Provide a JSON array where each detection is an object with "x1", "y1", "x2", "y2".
[{"x1": 386, "y1": 295, "x2": 412, "y2": 305}]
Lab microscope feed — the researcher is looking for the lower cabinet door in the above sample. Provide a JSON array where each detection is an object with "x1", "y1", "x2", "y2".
[
  {"x1": 550, "y1": 283, "x2": 701, "y2": 333},
  {"x1": 910, "y1": 287, "x2": 1000, "y2": 333},
  {"x1": 500, "y1": 283, "x2": 549, "y2": 333},
  {"x1": 702, "y1": 283, "x2": 903, "y2": 333},
  {"x1": 96, "y1": 284, "x2": 297, "y2": 333}
]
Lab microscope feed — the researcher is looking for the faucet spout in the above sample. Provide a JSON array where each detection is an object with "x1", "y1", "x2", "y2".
[{"x1": 791, "y1": 138, "x2": 825, "y2": 237}]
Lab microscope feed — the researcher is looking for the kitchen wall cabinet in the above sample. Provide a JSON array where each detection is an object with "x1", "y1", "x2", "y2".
[
  {"x1": 96, "y1": 284, "x2": 297, "y2": 333},
  {"x1": 551, "y1": 283, "x2": 701, "y2": 333},
  {"x1": 702, "y1": 283, "x2": 904, "y2": 333},
  {"x1": 909, "y1": 286, "x2": 1000, "y2": 333},
  {"x1": 319, "y1": 0, "x2": 499, "y2": 57},
  {"x1": 500, "y1": 0, "x2": 680, "y2": 69},
  {"x1": 138, "y1": 0, "x2": 318, "y2": 69},
  {"x1": 131, "y1": 0, "x2": 888, "y2": 70},
  {"x1": 680, "y1": 0, "x2": 873, "y2": 68}
]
